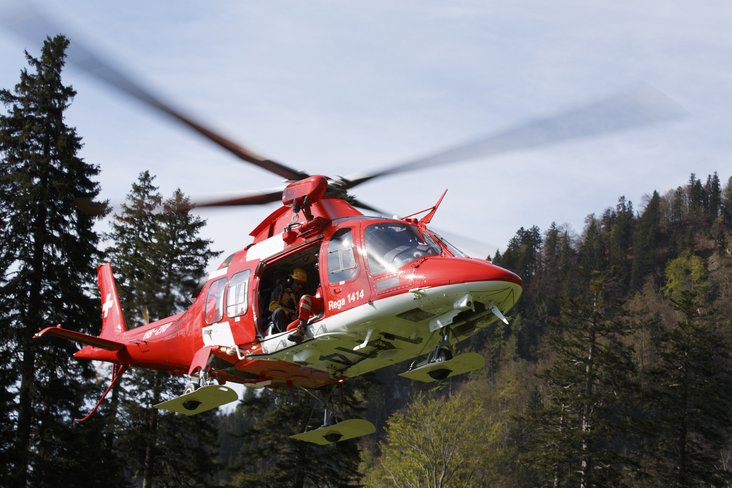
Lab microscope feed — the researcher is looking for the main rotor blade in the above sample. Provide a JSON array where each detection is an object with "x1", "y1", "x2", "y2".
[
  {"x1": 343, "y1": 84, "x2": 686, "y2": 189},
  {"x1": 1, "y1": 2, "x2": 309, "y2": 181},
  {"x1": 349, "y1": 198, "x2": 386, "y2": 215},
  {"x1": 190, "y1": 190, "x2": 386, "y2": 215},
  {"x1": 188, "y1": 188, "x2": 285, "y2": 209}
]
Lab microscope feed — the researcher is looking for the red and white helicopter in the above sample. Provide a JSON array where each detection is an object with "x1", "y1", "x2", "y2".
[
  {"x1": 16, "y1": 6, "x2": 683, "y2": 445},
  {"x1": 38, "y1": 176, "x2": 522, "y2": 443}
]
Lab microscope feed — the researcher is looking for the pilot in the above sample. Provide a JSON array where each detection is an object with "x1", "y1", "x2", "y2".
[
  {"x1": 287, "y1": 285, "x2": 324, "y2": 342},
  {"x1": 268, "y1": 267, "x2": 308, "y2": 333}
]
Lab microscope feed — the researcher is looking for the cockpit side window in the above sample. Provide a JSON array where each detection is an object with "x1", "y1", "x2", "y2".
[
  {"x1": 327, "y1": 228, "x2": 358, "y2": 283},
  {"x1": 365, "y1": 223, "x2": 441, "y2": 275}
]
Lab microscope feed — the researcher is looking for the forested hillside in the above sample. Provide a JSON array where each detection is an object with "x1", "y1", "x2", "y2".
[
  {"x1": 3, "y1": 37, "x2": 732, "y2": 488},
  {"x1": 358, "y1": 173, "x2": 732, "y2": 487},
  {"x1": 213, "y1": 175, "x2": 732, "y2": 488}
]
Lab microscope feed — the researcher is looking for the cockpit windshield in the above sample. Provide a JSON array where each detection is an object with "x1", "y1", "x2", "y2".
[
  {"x1": 428, "y1": 230, "x2": 467, "y2": 257},
  {"x1": 365, "y1": 223, "x2": 441, "y2": 275}
]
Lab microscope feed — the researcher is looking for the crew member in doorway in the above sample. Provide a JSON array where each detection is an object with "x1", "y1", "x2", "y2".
[
  {"x1": 268, "y1": 268, "x2": 308, "y2": 333},
  {"x1": 287, "y1": 285, "x2": 324, "y2": 342}
]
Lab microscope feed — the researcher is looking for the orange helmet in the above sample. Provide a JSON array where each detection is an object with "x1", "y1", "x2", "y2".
[{"x1": 291, "y1": 267, "x2": 308, "y2": 283}]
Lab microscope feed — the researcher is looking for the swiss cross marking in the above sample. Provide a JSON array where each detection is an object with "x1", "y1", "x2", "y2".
[{"x1": 102, "y1": 293, "x2": 114, "y2": 318}]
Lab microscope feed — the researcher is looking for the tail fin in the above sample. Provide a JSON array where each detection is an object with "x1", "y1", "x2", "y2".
[
  {"x1": 98, "y1": 262, "x2": 127, "y2": 339},
  {"x1": 34, "y1": 263, "x2": 128, "y2": 351}
]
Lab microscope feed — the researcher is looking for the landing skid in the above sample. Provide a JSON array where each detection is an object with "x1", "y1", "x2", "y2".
[
  {"x1": 290, "y1": 384, "x2": 376, "y2": 445},
  {"x1": 290, "y1": 419, "x2": 376, "y2": 445},
  {"x1": 399, "y1": 351, "x2": 485, "y2": 383},
  {"x1": 154, "y1": 384, "x2": 238, "y2": 416}
]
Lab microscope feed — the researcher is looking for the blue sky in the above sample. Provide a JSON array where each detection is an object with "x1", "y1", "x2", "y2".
[{"x1": 1, "y1": 0, "x2": 731, "y2": 264}]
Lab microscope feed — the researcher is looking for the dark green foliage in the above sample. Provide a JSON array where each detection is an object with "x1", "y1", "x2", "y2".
[
  {"x1": 630, "y1": 191, "x2": 663, "y2": 289},
  {"x1": 579, "y1": 214, "x2": 605, "y2": 281},
  {"x1": 156, "y1": 189, "x2": 219, "y2": 314},
  {"x1": 115, "y1": 374, "x2": 219, "y2": 487},
  {"x1": 106, "y1": 175, "x2": 218, "y2": 325},
  {"x1": 0, "y1": 341, "x2": 15, "y2": 483},
  {"x1": 472, "y1": 173, "x2": 732, "y2": 487},
  {"x1": 525, "y1": 278, "x2": 640, "y2": 487},
  {"x1": 662, "y1": 173, "x2": 729, "y2": 254},
  {"x1": 2, "y1": 37, "x2": 731, "y2": 486},
  {"x1": 705, "y1": 173, "x2": 722, "y2": 221},
  {"x1": 493, "y1": 225, "x2": 546, "y2": 359},
  {"x1": 0, "y1": 35, "x2": 111, "y2": 486},
  {"x1": 105, "y1": 172, "x2": 221, "y2": 487},
  {"x1": 531, "y1": 223, "x2": 579, "y2": 327},
  {"x1": 632, "y1": 256, "x2": 732, "y2": 487},
  {"x1": 105, "y1": 170, "x2": 163, "y2": 325},
  {"x1": 497, "y1": 225, "x2": 543, "y2": 287},
  {"x1": 722, "y1": 176, "x2": 732, "y2": 226},
  {"x1": 604, "y1": 196, "x2": 635, "y2": 286},
  {"x1": 221, "y1": 387, "x2": 363, "y2": 487}
]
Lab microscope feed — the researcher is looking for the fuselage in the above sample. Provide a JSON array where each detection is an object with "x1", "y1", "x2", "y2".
[{"x1": 75, "y1": 198, "x2": 522, "y2": 389}]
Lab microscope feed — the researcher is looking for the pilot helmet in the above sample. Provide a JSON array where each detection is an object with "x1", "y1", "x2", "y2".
[{"x1": 291, "y1": 267, "x2": 308, "y2": 284}]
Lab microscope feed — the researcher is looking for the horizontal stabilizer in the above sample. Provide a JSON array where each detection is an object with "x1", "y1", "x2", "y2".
[
  {"x1": 154, "y1": 385, "x2": 238, "y2": 416},
  {"x1": 399, "y1": 351, "x2": 485, "y2": 383},
  {"x1": 291, "y1": 419, "x2": 376, "y2": 445},
  {"x1": 34, "y1": 325, "x2": 125, "y2": 351}
]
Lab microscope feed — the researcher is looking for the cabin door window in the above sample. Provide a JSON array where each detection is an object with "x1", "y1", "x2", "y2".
[
  {"x1": 226, "y1": 270, "x2": 251, "y2": 318},
  {"x1": 205, "y1": 277, "x2": 227, "y2": 324}
]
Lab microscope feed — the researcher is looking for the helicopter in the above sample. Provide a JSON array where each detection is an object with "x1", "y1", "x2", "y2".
[
  {"x1": 12, "y1": 5, "x2": 684, "y2": 445},
  {"x1": 37, "y1": 177, "x2": 522, "y2": 443}
]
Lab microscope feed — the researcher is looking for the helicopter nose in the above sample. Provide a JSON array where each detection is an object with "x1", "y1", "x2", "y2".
[
  {"x1": 399, "y1": 256, "x2": 523, "y2": 322},
  {"x1": 475, "y1": 260, "x2": 523, "y2": 287},
  {"x1": 411, "y1": 256, "x2": 522, "y2": 288}
]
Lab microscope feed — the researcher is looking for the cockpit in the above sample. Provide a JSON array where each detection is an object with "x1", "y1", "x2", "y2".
[{"x1": 364, "y1": 222, "x2": 442, "y2": 275}]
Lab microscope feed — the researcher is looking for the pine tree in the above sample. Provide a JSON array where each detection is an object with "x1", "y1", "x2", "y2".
[
  {"x1": 106, "y1": 172, "x2": 220, "y2": 487},
  {"x1": 526, "y1": 276, "x2": 640, "y2": 487},
  {"x1": 0, "y1": 192, "x2": 15, "y2": 485},
  {"x1": 539, "y1": 223, "x2": 578, "y2": 317},
  {"x1": 578, "y1": 215, "x2": 605, "y2": 283},
  {"x1": 106, "y1": 170, "x2": 164, "y2": 325},
  {"x1": 630, "y1": 191, "x2": 663, "y2": 290},
  {"x1": 0, "y1": 36, "x2": 113, "y2": 486},
  {"x1": 494, "y1": 225, "x2": 545, "y2": 359},
  {"x1": 604, "y1": 196, "x2": 635, "y2": 286},
  {"x1": 667, "y1": 186, "x2": 686, "y2": 226},
  {"x1": 705, "y1": 172, "x2": 722, "y2": 221},
  {"x1": 722, "y1": 176, "x2": 732, "y2": 226},
  {"x1": 687, "y1": 174, "x2": 705, "y2": 214},
  {"x1": 154, "y1": 188, "x2": 219, "y2": 316},
  {"x1": 641, "y1": 254, "x2": 732, "y2": 486},
  {"x1": 224, "y1": 387, "x2": 363, "y2": 488},
  {"x1": 498, "y1": 226, "x2": 543, "y2": 287}
]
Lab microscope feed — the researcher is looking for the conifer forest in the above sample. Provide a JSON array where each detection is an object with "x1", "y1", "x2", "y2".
[{"x1": 3, "y1": 36, "x2": 732, "y2": 488}]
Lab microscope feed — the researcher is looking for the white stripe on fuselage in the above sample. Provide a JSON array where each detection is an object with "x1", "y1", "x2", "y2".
[
  {"x1": 202, "y1": 321, "x2": 236, "y2": 347},
  {"x1": 245, "y1": 235, "x2": 286, "y2": 262},
  {"x1": 207, "y1": 267, "x2": 228, "y2": 281}
]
